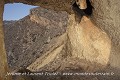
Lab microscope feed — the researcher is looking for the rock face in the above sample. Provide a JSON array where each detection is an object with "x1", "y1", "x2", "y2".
[
  {"x1": 2, "y1": 1, "x2": 120, "y2": 80},
  {"x1": 4, "y1": 6, "x2": 111, "y2": 73},
  {"x1": 91, "y1": 0, "x2": 120, "y2": 70},
  {"x1": 67, "y1": 15, "x2": 111, "y2": 72},
  {"x1": 0, "y1": 1, "x2": 11, "y2": 80},
  {"x1": 5, "y1": 5, "x2": 111, "y2": 71},
  {"x1": 0, "y1": 0, "x2": 120, "y2": 80},
  {"x1": 4, "y1": 7, "x2": 68, "y2": 71},
  {"x1": 5, "y1": 0, "x2": 74, "y2": 14}
]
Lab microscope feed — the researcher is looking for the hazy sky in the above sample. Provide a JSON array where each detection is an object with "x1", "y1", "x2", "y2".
[{"x1": 3, "y1": 3, "x2": 38, "y2": 20}]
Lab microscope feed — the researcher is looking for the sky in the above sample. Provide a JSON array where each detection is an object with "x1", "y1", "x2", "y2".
[{"x1": 3, "y1": 3, "x2": 38, "y2": 20}]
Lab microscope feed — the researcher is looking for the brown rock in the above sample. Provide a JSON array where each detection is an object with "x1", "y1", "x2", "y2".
[
  {"x1": 67, "y1": 15, "x2": 111, "y2": 71},
  {"x1": 0, "y1": 0, "x2": 12, "y2": 80},
  {"x1": 4, "y1": 7, "x2": 68, "y2": 71},
  {"x1": 91, "y1": 0, "x2": 120, "y2": 70}
]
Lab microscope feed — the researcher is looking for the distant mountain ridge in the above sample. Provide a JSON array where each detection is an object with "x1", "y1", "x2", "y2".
[{"x1": 4, "y1": 20, "x2": 17, "y2": 25}]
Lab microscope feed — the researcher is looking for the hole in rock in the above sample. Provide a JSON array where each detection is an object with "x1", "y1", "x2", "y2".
[
  {"x1": 72, "y1": 2, "x2": 85, "y2": 17},
  {"x1": 83, "y1": 0, "x2": 93, "y2": 15},
  {"x1": 72, "y1": 0, "x2": 93, "y2": 17},
  {"x1": 3, "y1": 3, "x2": 38, "y2": 71}
]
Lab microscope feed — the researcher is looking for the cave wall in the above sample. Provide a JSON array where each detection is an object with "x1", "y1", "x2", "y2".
[
  {"x1": 1, "y1": 0, "x2": 120, "y2": 79},
  {"x1": 67, "y1": 15, "x2": 111, "y2": 72},
  {"x1": 91, "y1": 0, "x2": 120, "y2": 69},
  {"x1": 0, "y1": 0, "x2": 11, "y2": 80},
  {"x1": 5, "y1": 0, "x2": 75, "y2": 14}
]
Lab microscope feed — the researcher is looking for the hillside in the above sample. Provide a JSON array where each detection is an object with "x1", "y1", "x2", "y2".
[{"x1": 4, "y1": 7, "x2": 68, "y2": 71}]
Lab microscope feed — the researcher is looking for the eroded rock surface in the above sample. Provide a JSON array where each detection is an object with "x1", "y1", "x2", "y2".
[
  {"x1": 66, "y1": 15, "x2": 111, "y2": 72},
  {"x1": 91, "y1": 0, "x2": 120, "y2": 69},
  {"x1": 4, "y1": 6, "x2": 112, "y2": 72},
  {"x1": 0, "y1": 1, "x2": 11, "y2": 80},
  {"x1": 4, "y1": 4, "x2": 120, "y2": 80},
  {"x1": 1, "y1": 0, "x2": 120, "y2": 80}
]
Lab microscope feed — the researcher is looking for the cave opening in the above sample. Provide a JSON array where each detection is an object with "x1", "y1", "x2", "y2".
[
  {"x1": 3, "y1": 3, "x2": 38, "y2": 21},
  {"x1": 72, "y1": 0, "x2": 93, "y2": 17},
  {"x1": 83, "y1": 0, "x2": 93, "y2": 16}
]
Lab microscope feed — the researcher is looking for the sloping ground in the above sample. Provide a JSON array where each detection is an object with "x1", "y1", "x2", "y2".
[{"x1": 4, "y1": 7, "x2": 68, "y2": 71}]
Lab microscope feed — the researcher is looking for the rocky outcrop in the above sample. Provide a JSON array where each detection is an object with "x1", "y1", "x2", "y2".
[
  {"x1": 1, "y1": 0, "x2": 120, "y2": 80},
  {"x1": 67, "y1": 15, "x2": 111, "y2": 71},
  {"x1": 4, "y1": 7, "x2": 68, "y2": 71},
  {"x1": 4, "y1": 6, "x2": 111, "y2": 73}
]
